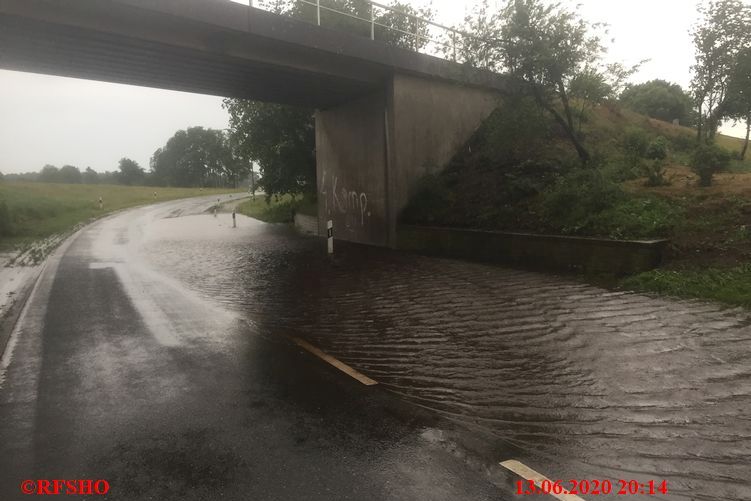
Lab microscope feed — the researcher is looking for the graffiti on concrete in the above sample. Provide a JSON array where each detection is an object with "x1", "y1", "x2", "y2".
[{"x1": 320, "y1": 170, "x2": 371, "y2": 231}]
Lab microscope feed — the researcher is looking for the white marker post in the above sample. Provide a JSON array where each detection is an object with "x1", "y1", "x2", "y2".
[{"x1": 327, "y1": 220, "x2": 334, "y2": 254}]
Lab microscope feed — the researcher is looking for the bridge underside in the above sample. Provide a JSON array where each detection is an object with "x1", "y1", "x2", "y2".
[{"x1": 0, "y1": 0, "x2": 504, "y2": 247}]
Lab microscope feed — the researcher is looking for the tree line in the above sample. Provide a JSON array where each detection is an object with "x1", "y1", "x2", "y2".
[{"x1": 2, "y1": 127, "x2": 253, "y2": 188}]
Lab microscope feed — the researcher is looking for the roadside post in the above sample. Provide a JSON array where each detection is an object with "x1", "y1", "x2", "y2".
[
  {"x1": 327, "y1": 220, "x2": 334, "y2": 254},
  {"x1": 232, "y1": 209, "x2": 237, "y2": 228}
]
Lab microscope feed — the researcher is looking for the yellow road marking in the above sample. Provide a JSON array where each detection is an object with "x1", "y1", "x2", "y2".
[
  {"x1": 292, "y1": 337, "x2": 378, "y2": 386},
  {"x1": 500, "y1": 460, "x2": 586, "y2": 501}
]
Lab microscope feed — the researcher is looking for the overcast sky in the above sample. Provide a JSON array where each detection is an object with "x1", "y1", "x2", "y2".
[{"x1": 0, "y1": 0, "x2": 748, "y2": 175}]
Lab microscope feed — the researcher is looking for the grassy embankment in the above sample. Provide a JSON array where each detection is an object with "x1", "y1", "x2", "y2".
[
  {"x1": 236, "y1": 194, "x2": 317, "y2": 223},
  {"x1": 619, "y1": 131, "x2": 751, "y2": 306},
  {"x1": 0, "y1": 182, "x2": 242, "y2": 253},
  {"x1": 401, "y1": 99, "x2": 751, "y2": 307}
]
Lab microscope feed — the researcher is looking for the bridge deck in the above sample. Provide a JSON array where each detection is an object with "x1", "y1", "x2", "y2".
[{"x1": 0, "y1": 0, "x2": 509, "y2": 107}]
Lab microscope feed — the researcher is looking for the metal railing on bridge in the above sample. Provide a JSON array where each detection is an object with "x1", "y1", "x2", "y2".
[{"x1": 243, "y1": 0, "x2": 492, "y2": 65}]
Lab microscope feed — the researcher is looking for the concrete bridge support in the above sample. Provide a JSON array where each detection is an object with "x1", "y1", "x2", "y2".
[{"x1": 316, "y1": 73, "x2": 500, "y2": 247}]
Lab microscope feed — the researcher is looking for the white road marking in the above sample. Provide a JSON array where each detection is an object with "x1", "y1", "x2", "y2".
[
  {"x1": 500, "y1": 460, "x2": 586, "y2": 501},
  {"x1": 88, "y1": 262, "x2": 121, "y2": 269},
  {"x1": 0, "y1": 263, "x2": 46, "y2": 389},
  {"x1": 292, "y1": 337, "x2": 378, "y2": 386}
]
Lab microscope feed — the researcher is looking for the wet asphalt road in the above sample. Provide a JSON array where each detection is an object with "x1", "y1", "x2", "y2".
[
  {"x1": 1, "y1": 195, "x2": 751, "y2": 501},
  {"x1": 0, "y1": 196, "x2": 508, "y2": 501}
]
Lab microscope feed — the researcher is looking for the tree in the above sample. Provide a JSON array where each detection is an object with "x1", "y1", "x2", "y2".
[
  {"x1": 569, "y1": 68, "x2": 612, "y2": 133},
  {"x1": 443, "y1": 0, "x2": 502, "y2": 68},
  {"x1": 150, "y1": 127, "x2": 240, "y2": 188},
  {"x1": 494, "y1": 0, "x2": 607, "y2": 164},
  {"x1": 224, "y1": 102, "x2": 316, "y2": 196},
  {"x1": 117, "y1": 158, "x2": 145, "y2": 186},
  {"x1": 690, "y1": 0, "x2": 751, "y2": 142},
  {"x1": 99, "y1": 171, "x2": 119, "y2": 185},
  {"x1": 691, "y1": 143, "x2": 731, "y2": 186},
  {"x1": 620, "y1": 80, "x2": 697, "y2": 126},
  {"x1": 275, "y1": 0, "x2": 434, "y2": 48},
  {"x1": 82, "y1": 167, "x2": 100, "y2": 184},
  {"x1": 723, "y1": 48, "x2": 751, "y2": 159},
  {"x1": 38, "y1": 164, "x2": 60, "y2": 183},
  {"x1": 58, "y1": 165, "x2": 82, "y2": 184},
  {"x1": 223, "y1": 0, "x2": 435, "y2": 198}
]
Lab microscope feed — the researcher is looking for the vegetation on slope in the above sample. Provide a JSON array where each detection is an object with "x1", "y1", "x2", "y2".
[
  {"x1": 236, "y1": 194, "x2": 317, "y2": 224},
  {"x1": 400, "y1": 95, "x2": 751, "y2": 305}
]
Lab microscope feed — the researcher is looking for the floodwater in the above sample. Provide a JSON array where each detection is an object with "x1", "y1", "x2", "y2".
[{"x1": 142, "y1": 209, "x2": 751, "y2": 501}]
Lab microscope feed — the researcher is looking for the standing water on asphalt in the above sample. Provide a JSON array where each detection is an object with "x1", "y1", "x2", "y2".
[{"x1": 141, "y1": 211, "x2": 751, "y2": 501}]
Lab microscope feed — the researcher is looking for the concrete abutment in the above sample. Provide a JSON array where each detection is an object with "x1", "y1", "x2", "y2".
[{"x1": 316, "y1": 73, "x2": 501, "y2": 247}]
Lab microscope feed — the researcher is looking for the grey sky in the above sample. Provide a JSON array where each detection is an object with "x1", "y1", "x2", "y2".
[{"x1": 0, "y1": 0, "x2": 747, "y2": 174}]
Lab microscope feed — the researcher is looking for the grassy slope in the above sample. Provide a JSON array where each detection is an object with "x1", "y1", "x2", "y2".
[
  {"x1": 579, "y1": 116, "x2": 751, "y2": 306},
  {"x1": 616, "y1": 123, "x2": 751, "y2": 306},
  {"x1": 401, "y1": 101, "x2": 751, "y2": 307},
  {"x1": 583, "y1": 116, "x2": 751, "y2": 306},
  {"x1": 0, "y1": 182, "x2": 242, "y2": 249},
  {"x1": 236, "y1": 194, "x2": 317, "y2": 223}
]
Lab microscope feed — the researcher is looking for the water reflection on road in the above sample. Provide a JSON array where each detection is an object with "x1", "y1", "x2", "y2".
[{"x1": 143, "y1": 212, "x2": 751, "y2": 501}]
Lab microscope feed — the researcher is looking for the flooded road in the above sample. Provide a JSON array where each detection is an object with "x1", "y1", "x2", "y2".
[
  {"x1": 2, "y1": 196, "x2": 750, "y2": 500},
  {"x1": 144, "y1": 203, "x2": 751, "y2": 501}
]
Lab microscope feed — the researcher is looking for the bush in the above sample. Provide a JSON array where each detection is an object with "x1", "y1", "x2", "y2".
[
  {"x1": 691, "y1": 143, "x2": 731, "y2": 187},
  {"x1": 541, "y1": 168, "x2": 625, "y2": 235},
  {"x1": 643, "y1": 137, "x2": 669, "y2": 187},
  {"x1": 623, "y1": 127, "x2": 650, "y2": 158},
  {"x1": 620, "y1": 127, "x2": 652, "y2": 180},
  {"x1": 589, "y1": 197, "x2": 682, "y2": 239},
  {"x1": 645, "y1": 136, "x2": 669, "y2": 161},
  {"x1": 669, "y1": 132, "x2": 696, "y2": 153}
]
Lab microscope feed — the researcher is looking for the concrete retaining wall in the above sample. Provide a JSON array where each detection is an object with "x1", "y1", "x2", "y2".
[
  {"x1": 397, "y1": 225, "x2": 668, "y2": 276},
  {"x1": 294, "y1": 213, "x2": 320, "y2": 236}
]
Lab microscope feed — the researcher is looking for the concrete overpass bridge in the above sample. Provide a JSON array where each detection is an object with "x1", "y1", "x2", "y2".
[{"x1": 0, "y1": 0, "x2": 507, "y2": 246}]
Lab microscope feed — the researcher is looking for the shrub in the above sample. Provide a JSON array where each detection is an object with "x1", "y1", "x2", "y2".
[
  {"x1": 621, "y1": 127, "x2": 651, "y2": 180},
  {"x1": 643, "y1": 137, "x2": 670, "y2": 186},
  {"x1": 541, "y1": 168, "x2": 625, "y2": 234},
  {"x1": 691, "y1": 143, "x2": 731, "y2": 187},
  {"x1": 589, "y1": 197, "x2": 682, "y2": 239},
  {"x1": 669, "y1": 133, "x2": 695, "y2": 153},
  {"x1": 623, "y1": 127, "x2": 650, "y2": 160},
  {"x1": 645, "y1": 136, "x2": 669, "y2": 161}
]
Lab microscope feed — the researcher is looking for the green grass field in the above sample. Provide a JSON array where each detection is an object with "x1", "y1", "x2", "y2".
[{"x1": 0, "y1": 182, "x2": 243, "y2": 249}]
